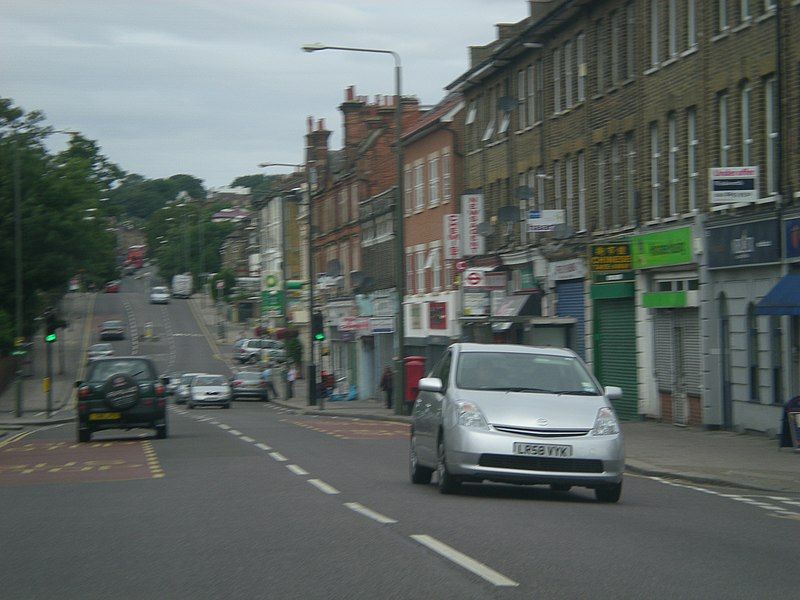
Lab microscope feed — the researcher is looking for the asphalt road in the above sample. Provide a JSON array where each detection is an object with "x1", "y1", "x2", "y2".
[{"x1": 1, "y1": 276, "x2": 798, "y2": 599}]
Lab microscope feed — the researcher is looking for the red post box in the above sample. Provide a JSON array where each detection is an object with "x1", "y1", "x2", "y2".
[{"x1": 404, "y1": 356, "x2": 426, "y2": 403}]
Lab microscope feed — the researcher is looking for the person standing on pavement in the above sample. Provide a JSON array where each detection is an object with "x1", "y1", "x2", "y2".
[
  {"x1": 261, "y1": 361, "x2": 277, "y2": 401},
  {"x1": 286, "y1": 364, "x2": 297, "y2": 399},
  {"x1": 380, "y1": 366, "x2": 393, "y2": 409}
]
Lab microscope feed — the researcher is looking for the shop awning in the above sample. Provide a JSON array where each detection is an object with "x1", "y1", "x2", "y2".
[{"x1": 755, "y1": 275, "x2": 800, "y2": 316}]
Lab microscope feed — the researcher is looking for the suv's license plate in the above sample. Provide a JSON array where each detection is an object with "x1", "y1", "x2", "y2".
[
  {"x1": 89, "y1": 412, "x2": 121, "y2": 421},
  {"x1": 513, "y1": 442, "x2": 572, "y2": 458}
]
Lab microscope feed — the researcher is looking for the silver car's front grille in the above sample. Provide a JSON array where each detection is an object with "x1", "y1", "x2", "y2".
[{"x1": 491, "y1": 424, "x2": 591, "y2": 438}]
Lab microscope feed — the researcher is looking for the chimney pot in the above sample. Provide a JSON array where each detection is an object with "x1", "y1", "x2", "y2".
[
  {"x1": 307, "y1": 116, "x2": 313, "y2": 133},
  {"x1": 346, "y1": 85, "x2": 355, "y2": 101}
]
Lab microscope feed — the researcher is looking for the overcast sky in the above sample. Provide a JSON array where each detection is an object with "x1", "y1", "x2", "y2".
[{"x1": 3, "y1": 0, "x2": 527, "y2": 188}]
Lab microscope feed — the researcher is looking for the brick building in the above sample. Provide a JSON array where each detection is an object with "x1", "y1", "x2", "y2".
[
  {"x1": 445, "y1": 0, "x2": 798, "y2": 432},
  {"x1": 306, "y1": 87, "x2": 420, "y2": 398}
]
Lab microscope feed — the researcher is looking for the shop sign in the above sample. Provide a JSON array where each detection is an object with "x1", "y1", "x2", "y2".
[
  {"x1": 462, "y1": 194, "x2": 484, "y2": 256},
  {"x1": 548, "y1": 258, "x2": 586, "y2": 282},
  {"x1": 260, "y1": 290, "x2": 283, "y2": 317},
  {"x1": 642, "y1": 291, "x2": 687, "y2": 309},
  {"x1": 785, "y1": 218, "x2": 800, "y2": 260},
  {"x1": 463, "y1": 269, "x2": 486, "y2": 288},
  {"x1": 371, "y1": 316, "x2": 395, "y2": 334},
  {"x1": 429, "y1": 301, "x2": 447, "y2": 330},
  {"x1": 463, "y1": 292, "x2": 490, "y2": 317},
  {"x1": 590, "y1": 243, "x2": 632, "y2": 272},
  {"x1": 443, "y1": 214, "x2": 461, "y2": 260},
  {"x1": 707, "y1": 218, "x2": 780, "y2": 269},
  {"x1": 709, "y1": 166, "x2": 759, "y2": 204},
  {"x1": 410, "y1": 303, "x2": 423, "y2": 330},
  {"x1": 372, "y1": 293, "x2": 396, "y2": 317},
  {"x1": 527, "y1": 209, "x2": 565, "y2": 233},
  {"x1": 592, "y1": 271, "x2": 635, "y2": 284},
  {"x1": 631, "y1": 227, "x2": 693, "y2": 269},
  {"x1": 338, "y1": 316, "x2": 371, "y2": 332}
]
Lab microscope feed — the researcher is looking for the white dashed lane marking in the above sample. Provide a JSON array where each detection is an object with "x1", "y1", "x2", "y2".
[
  {"x1": 344, "y1": 502, "x2": 397, "y2": 524},
  {"x1": 229, "y1": 429, "x2": 242, "y2": 436},
  {"x1": 255, "y1": 443, "x2": 272, "y2": 451},
  {"x1": 286, "y1": 464, "x2": 309, "y2": 475},
  {"x1": 269, "y1": 452, "x2": 288, "y2": 462},
  {"x1": 410, "y1": 535, "x2": 518, "y2": 588},
  {"x1": 240, "y1": 436, "x2": 255, "y2": 443},
  {"x1": 308, "y1": 479, "x2": 339, "y2": 495}
]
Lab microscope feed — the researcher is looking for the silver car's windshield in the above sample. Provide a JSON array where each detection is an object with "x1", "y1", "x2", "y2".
[
  {"x1": 455, "y1": 352, "x2": 601, "y2": 395},
  {"x1": 195, "y1": 375, "x2": 226, "y2": 386}
]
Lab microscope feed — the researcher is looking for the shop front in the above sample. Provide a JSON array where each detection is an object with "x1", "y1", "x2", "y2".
[
  {"x1": 405, "y1": 292, "x2": 460, "y2": 365},
  {"x1": 632, "y1": 226, "x2": 701, "y2": 425},
  {"x1": 590, "y1": 241, "x2": 638, "y2": 420},
  {"x1": 355, "y1": 291, "x2": 397, "y2": 400},
  {"x1": 704, "y1": 212, "x2": 783, "y2": 433},
  {"x1": 548, "y1": 258, "x2": 587, "y2": 359},
  {"x1": 325, "y1": 298, "x2": 358, "y2": 398}
]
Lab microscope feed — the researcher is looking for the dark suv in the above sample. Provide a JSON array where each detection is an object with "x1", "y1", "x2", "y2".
[{"x1": 75, "y1": 356, "x2": 168, "y2": 442}]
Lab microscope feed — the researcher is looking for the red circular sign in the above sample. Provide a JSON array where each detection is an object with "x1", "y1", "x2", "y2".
[
  {"x1": 455, "y1": 260, "x2": 467, "y2": 272},
  {"x1": 466, "y1": 272, "x2": 482, "y2": 286}
]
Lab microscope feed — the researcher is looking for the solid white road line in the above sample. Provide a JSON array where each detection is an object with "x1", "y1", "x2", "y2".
[
  {"x1": 269, "y1": 452, "x2": 288, "y2": 462},
  {"x1": 308, "y1": 479, "x2": 340, "y2": 495},
  {"x1": 344, "y1": 502, "x2": 397, "y2": 524},
  {"x1": 240, "y1": 436, "x2": 255, "y2": 443},
  {"x1": 410, "y1": 534, "x2": 519, "y2": 588},
  {"x1": 229, "y1": 429, "x2": 242, "y2": 436},
  {"x1": 286, "y1": 464, "x2": 309, "y2": 476},
  {"x1": 218, "y1": 424, "x2": 231, "y2": 430},
  {"x1": 255, "y1": 443, "x2": 272, "y2": 451}
]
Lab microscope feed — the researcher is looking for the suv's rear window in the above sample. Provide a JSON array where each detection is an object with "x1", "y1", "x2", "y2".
[{"x1": 88, "y1": 359, "x2": 156, "y2": 382}]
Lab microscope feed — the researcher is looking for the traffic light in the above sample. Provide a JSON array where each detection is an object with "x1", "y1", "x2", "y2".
[
  {"x1": 312, "y1": 312, "x2": 325, "y2": 342},
  {"x1": 45, "y1": 311, "x2": 57, "y2": 343}
]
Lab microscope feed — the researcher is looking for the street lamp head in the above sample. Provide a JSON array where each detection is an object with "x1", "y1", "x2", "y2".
[{"x1": 301, "y1": 42, "x2": 327, "y2": 53}]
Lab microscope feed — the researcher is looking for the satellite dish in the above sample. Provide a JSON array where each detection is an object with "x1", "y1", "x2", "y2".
[
  {"x1": 497, "y1": 96, "x2": 517, "y2": 113},
  {"x1": 498, "y1": 205, "x2": 518, "y2": 223},
  {"x1": 476, "y1": 222, "x2": 493, "y2": 237}
]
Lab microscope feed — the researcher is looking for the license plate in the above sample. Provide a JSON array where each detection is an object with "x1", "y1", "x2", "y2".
[
  {"x1": 89, "y1": 412, "x2": 121, "y2": 421},
  {"x1": 513, "y1": 442, "x2": 572, "y2": 458}
]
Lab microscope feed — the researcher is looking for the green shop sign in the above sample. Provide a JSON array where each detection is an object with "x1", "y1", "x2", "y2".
[
  {"x1": 631, "y1": 227, "x2": 693, "y2": 269},
  {"x1": 261, "y1": 290, "x2": 283, "y2": 317},
  {"x1": 642, "y1": 291, "x2": 687, "y2": 309}
]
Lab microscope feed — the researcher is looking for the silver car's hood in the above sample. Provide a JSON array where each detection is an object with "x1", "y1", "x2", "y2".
[{"x1": 455, "y1": 389, "x2": 606, "y2": 429}]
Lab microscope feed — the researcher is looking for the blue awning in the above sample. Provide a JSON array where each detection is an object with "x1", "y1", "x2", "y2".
[{"x1": 755, "y1": 275, "x2": 800, "y2": 316}]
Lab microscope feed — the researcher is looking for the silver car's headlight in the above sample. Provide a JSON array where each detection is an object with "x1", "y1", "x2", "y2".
[
  {"x1": 590, "y1": 407, "x2": 620, "y2": 436},
  {"x1": 456, "y1": 401, "x2": 489, "y2": 430}
]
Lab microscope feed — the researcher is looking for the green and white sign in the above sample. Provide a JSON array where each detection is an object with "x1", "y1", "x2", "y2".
[
  {"x1": 261, "y1": 290, "x2": 283, "y2": 317},
  {"x1": 631, "y1": 227, "x2": 693, "y2": 270},
  {"x1": 262, "y1": 271, "x2": 282, "y2": 291}
]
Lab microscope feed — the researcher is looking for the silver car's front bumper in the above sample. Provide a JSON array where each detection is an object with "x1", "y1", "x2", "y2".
[{"x1": 446, "y1": 426, "x2": 624, "y2": 487}]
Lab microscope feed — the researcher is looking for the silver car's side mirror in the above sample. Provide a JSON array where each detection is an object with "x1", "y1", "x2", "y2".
[
  {"x1": 604, "y1": 386, "x2": 623, "y2": 400},
  {"x1": 418, "y1": 377, "x2": 443, "y2": 393}
]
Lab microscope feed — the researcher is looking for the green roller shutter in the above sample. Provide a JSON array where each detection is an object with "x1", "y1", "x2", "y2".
[{"x1": 594, "y1": 297, "x2": 638, "y2": 420}]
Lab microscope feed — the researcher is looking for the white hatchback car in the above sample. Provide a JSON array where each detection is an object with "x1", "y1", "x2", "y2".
[
  {"x1": 149, "y1": 286, "x2": 170, "y2": 304},
  {"x1": 409, "y1": 343, "x2": 625, "y2": 502}
]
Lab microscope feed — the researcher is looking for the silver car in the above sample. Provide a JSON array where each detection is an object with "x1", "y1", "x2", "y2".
[
  {"x1": 86, "y1": 343, "x2": 114, "y2": 364},
  {"x1": 409, "y1": 343, "x2": 625, "y2": 502},
  {"x1": 188, "y1": 374, "x2": 232, "y2": 409},
  {"x1": 175, "y1": 372, "x2": 205, "y2": 405},
  {"x1": 149, "y1": 286, "x2": 170, "y2": 304}
]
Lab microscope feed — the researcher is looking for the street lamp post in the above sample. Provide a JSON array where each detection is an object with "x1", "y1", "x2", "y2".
[
  {"x1": 302, "y1": 43, "x2": 406, "y2": 414},
  {"x1": 259, "y1": 162, "x2": 316, "y2": 406}
]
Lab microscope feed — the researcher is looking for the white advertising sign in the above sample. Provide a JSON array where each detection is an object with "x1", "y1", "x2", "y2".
[
  {"x1": 548, "y1": 258, "x2": 587, "y2": 282},
  {"x1": 527, "y1": 209, "x2": 565, "y2": 233},
  {"x1": 443, "y1": 213, "x2": 461, "y2": 260},
  {"x1": 462, "y1": 194, "x2": 485, "y2": 256},
  {"x1": 463, "y1": 269, "x2": 486, "y2": 288},
  {"x1": 462, "y1": 292, "x2": 490, "y2": 317},
  {"x1": 709, "y1": 166, "x2": 759, "y2": 204}
]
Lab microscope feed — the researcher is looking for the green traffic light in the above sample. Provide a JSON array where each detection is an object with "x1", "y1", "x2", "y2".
[
  {"x1": 45, "y1": 333, "x2": 57, "y2": 343},
  {"x1": 314, "y1": 333, "x2": 325, "y2": 341}
]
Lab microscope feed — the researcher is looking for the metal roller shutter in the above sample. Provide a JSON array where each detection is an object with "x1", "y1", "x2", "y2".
[
  {"x1": 595, "y1": 297, "x2": 639, "y2": 420},
  {"x1": 556, "y1": 279, "x2": 586, "y2": 359},
  {"x1": 679, "y1": 309, "x2": 702, "y2": 396},
  {"x1": 653, "y1": 311, "x2": 675, "y2": 393}
]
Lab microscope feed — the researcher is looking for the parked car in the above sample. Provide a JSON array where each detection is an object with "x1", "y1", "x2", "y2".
[
  {"x1": 163, "y1": 372, "x2": 182, "y2": 396},
  {"x1": 104, "y1": 280, "x2": 121, "y2": 293},
  {"x1": 231, "y1": 371, "x2": 269, "y2": 401},
  {"x1": 235, "y1": 338, "x2": 286, "y2": 364},
  {"x1": 75, "y1": 356, "x2": 168, "y2": 442},
  {"x1": 175, "y1": 372, "x2": 205, "y2": 405},
  {"x1": 86, "y1": 343, "x2": 114, "y2": 364},
  {"x1": 99, "y1": 320, "x2": 125, "y2": 340},
  {"x1": 188, "y1": 374, "x2": 232, "y2": 409},
  {"x1": 409, "y1": 343, "x2": 625, "y2": 502},
  {"x1": 149, "y1": 286, "x2": 170, "y2": 304}
]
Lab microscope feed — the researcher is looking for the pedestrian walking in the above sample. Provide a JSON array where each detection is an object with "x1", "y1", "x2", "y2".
[
  {"x1": 286, "y1": 364, "x2": 297, "y2": 399},
  {"x1": 261, "y1": 362, "x2": 277, "y2": 400},
  {"x1": 380, "y1": 366, "x2": 394, "y2": 409}
]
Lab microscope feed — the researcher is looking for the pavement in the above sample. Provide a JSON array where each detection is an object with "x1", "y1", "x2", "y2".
[{"x1": 2, "y1": 290, "x2": 797, "y2": 495}]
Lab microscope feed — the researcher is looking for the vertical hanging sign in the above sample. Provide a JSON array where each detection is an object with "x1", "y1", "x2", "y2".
[
  {"x1": 443, "y1": 213, "x2": 461, "y2": 260},
  {"x1": 462, "y1": 193, "x2": 484, "y2": 256}
]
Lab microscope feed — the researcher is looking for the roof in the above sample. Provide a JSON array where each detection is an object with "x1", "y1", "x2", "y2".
[
  {"x1": 453, "y1": 343, "x2": 576, "y2": 357},
  {"x1": 401, "y1": 92, "x2": 463, "y2": 143}
]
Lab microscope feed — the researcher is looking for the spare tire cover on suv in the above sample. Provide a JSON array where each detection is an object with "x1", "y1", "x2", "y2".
[{"x1": 103, "y1": 373, "x2": 140, "y2": 411}]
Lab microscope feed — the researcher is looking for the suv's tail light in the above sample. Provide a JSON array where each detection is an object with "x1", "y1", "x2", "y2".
[
  {"x1": 78, "y1": 385, "x2": 90, "y2": 399},
  {"x1": 154, "y1": 383, "x2": 165, "y2": 396},
  {"x1": 78, "y1": 402, "x2": 88, "y2": 413}
]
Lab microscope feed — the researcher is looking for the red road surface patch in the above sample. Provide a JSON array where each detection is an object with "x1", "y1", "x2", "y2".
[
  {"x1": 287, "y1": 417, "x2": 410, "y2": 440},
  {"x1": 0, "y1": 438, "x2": 163, "y2": 486}
]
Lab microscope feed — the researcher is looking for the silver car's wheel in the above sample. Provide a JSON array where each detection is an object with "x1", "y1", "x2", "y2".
[
  {"x1": 595, "y1": 481, "x2": 622, "y2": 503},
  {"x1": 409, "y1": 434, "x2": 433, "y2": 484},
  {"x1": 437, "y1": 438, "x2": 461, "y2": 494}
]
